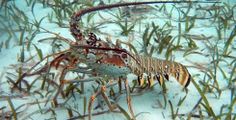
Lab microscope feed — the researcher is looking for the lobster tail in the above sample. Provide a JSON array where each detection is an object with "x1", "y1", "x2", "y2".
[
  {"x1": 170, "y1": 62, "x2": 191, "y2": 87},
  {"x1": 156, "y1": 61, "x2": 191, "y2": 88},
  {"x1": 129, "y1": 55, "x2": 191, "y2": 88},
  {"x1": 177, "y1": 64, "x2": 191, "y2": 87}
]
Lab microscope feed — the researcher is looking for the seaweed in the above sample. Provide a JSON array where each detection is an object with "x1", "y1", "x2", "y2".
[{"x1": 2, "y1": 1, "x2": 236, "y2": 120}]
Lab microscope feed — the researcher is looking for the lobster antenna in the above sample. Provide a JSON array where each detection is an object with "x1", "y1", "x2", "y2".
[{"x1": 70, "y1": 1, "x2": 220, "y2": 40}]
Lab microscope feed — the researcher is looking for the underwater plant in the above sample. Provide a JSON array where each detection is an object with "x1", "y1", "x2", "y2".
[{"x1": 2, "y1": 0, "x2": 236, "y2": 120}]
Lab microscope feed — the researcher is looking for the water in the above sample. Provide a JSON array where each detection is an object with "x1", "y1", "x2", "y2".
[{"x1": 0, "y1": 0, "x2": 235, "y2": 120}]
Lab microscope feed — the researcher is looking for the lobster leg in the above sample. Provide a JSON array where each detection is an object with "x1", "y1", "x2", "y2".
[
  {"x1": 53, "y1": 67, "x2": 68, "y2": 102},
  {"x1": 124, "y1": 78, "x2": 135, "y2": 120},
  {"x1": 88, "y1": 89, "x2": 100, "y2": 120},
  {"x1": 100, "y1": 86, "x2": 118, "y2": 110},
  {"x1": 53, "y1": 54, "x2": 81, "y2": 100},
  {"x1": 118, "y1": 78, "x2": 122, "y2": 94},
  {"x1": 88, "y1": 85, "x2": 118, "y2": 120},
  {"x1": 53, "y1": 61, "x2": 79, "y2": 101}
]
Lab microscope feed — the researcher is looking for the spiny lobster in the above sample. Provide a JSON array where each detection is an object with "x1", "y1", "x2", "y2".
[{"x1": 14, "y1": 1, "x2": 218, "y2": 120}]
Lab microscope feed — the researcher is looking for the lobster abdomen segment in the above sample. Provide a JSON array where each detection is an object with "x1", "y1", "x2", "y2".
[{"x1": 129, "y1": 55, "x2": 191, "y2": 88}]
